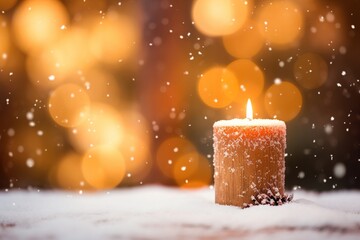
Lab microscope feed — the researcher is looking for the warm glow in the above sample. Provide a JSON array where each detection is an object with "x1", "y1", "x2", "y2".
[
  {"x1": 12, "y1": 0, "x2": 69, "y2": 53},
  {"x1": 246, "y1": 99, "x2": 253, "y2": 119},
  {"x1": 81, "y1": 145, "x2": 126, "y2": 190},
  {"x1": 294, "y1": 53, "x2": 328, "y2": 89},
  {"x1": 5, "y1": 125, "x2": 62, "y2": 185},
  {"x1": 79, "y1": 69, "x2": 123, "y2": 107},
  {"x1": 264, "y1": 81, "x2": 303, "y2": 121},
  {"x1": 197, "y1": 67, "x2": 239, "y2": 108},
  {"x1": 226, "y1": 59, "x2": 264, "y2": 103},
  {"x1": 0, "y1": 0, "x2": 17, "y2": 11},
  {"x1": 222, "y1": 20, "x2": 264, "y2": 59},
  {"x1": 48, "y1": 84, "x2": 90, "y2": 128},
  {"x1": 68, "y1": 105, "x2": 151, "y2": 185},
  {"x1": 89, "y1": 12, "x2": 140, "y2": 64},
  {"x1": 68, "y1": 103, "x2": 124, "y2": 152},
  {"x1": 156, "y1": 137, "x2": 196, "y2": 178},
  {"x1": 0, "y1": 18, "x2": 10, "y2": 56},
  {"x1": 26, "y1": 28, "x2": 93, "y2": 89},
  {"x1": 119, "y1": 108, "x2": 152, "y2": 185},
  {"x1": 192, "y1": 0, "x2": 249, "y2": 36},
  {"x1": 56, "y1": 152, "x2": 87, "y2": 190},
  {"x1": 0, "y1": 0, "x2": 353, "y2": 192},
  {"x1": 308, "y1": 6, "x2": 344, "y2": 51},
  {"x1": 173, "y1": 152, "x2": 212, "y2": 189},
  {"x1": 121, "y1": 133, "x2": 152, "y2": 184},
  {"x1": 257, "y1": 0, "x2": 303, "y2": 46}
]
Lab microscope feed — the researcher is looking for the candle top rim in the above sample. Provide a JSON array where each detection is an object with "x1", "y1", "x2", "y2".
[{"x1": 213, "y1": 118, "x2": 285, "y2": 127}]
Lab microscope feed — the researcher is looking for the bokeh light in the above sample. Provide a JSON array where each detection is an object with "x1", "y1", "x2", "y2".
[
  {"x1": 55, "y1": 152, "x2": 87, "y2": 190},
  {"x1": 82, "y1": 145, "x2": 126, "y2": 190},
  {"x1": 67, "y1": 104, "x2": 150, "y2": 185},
  {"x1": 197, "y1": 67, "x2": 239, "y2": 108},
  {"x1": 257, "y1": 0, "x2": 303, "y2": 46},
  {"x1": 66, "y1": 0, "x2": 108, "y2": 16},
  {"x1": 173, "y1": 152, "x2": 212, "y2": 188},
  {"x1": 12, "y1": 0, "x2": 69, "y2": 53},
  {"x1": 222, "y1": 20, "x2": 264, "y2": 59},
  {"x1": 121, "y1": 133, "x2": 152, "y2": 184},
  {"x1": 89, "y1": 12, "x2": 140, "y2": 64},
  {"x1": 226, "y1": 59, "x2": 265, "y2": 104},
  {"x1": 48, "y1": 83, "x2": 90, "y2": 128},
  {"x1": 0, "y1": 17, "x2": 10, "y2": 56},
  {"x1": 5, "y1": 127, "x2": 49, "y2": 173},
  {"x1": 4, "y1": 125, "x2": 64, "y2": 187},
  {"x1": 0, "y1": 0, "x2": 17, "y2": 11},
  {"x1": 156, "y1": 137, "x2": 197, "y2": 179},
  {"x1": 264, "y1": 81, "x2": 302, "y2": 121},
  {"x1": 0, "y1": 0, "x2": 359, "y2": 192},
  {"x1": 192, "y1": 0, "x2": 249, "y2": 37},
  {"x1": 294, "y1": 53, "x2": 328, "y2": 89},
  {"x1": 118, "y1": 108, "x2": 152, "y2": 184},
  {"x1": 68, "y1": 103, "x2": 124, "y2": 152},
  {"x1": 26, "y1": 28, "x2": 93, "y2": 89},
  {"x1": 307, "y1": 5, "x2": 345, "y2": 51},
  {"x1": 77, "y1": 69, "x2": 123, "y2": 107}
]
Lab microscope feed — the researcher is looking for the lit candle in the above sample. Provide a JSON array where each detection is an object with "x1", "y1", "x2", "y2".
[{"x1": 213, "y1": 99, "x2": 286, "y2": 207}]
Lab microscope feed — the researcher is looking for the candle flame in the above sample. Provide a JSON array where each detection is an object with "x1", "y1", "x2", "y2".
[{"x1": 246, "y1": 99, "x2": 253, "y2": 119}]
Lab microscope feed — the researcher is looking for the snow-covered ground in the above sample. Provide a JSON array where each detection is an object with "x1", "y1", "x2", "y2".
[{"x1": 1, "y1": 186, "x2": 360, "y2": 240}]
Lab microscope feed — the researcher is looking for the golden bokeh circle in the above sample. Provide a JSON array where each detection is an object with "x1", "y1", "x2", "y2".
[
  {"x1": 257, "y1": 0, "x2": 303, "y2": 45},
  {"x1": 56, "y1": 152, "x2": 87, "y2": 190},
  {"x1": 264, "y1": 81, "x2": 302, "y2": 121},
  {"x1": 0, "y1": 19, "x2": 10, "y2": 56},
  {"x1": 119, "y1": 109, "x2": 152, "y2": 184},
  {"x1": 226, "y1": 59, "x2": 264, "y2": 103},
  {"x1": 26, "y1": 28, "x2": 93, "y2": 89},
  {"x1": 156, "y1": 137, "x2": 197, "y2": 179},
  {"x1": 173, "y1": 152, "x2": 212, "y2": 189},
  {"x1": 294, "y1": 53, "x2": 328, "y2": 89},
  {"x1": 81, "y1": 145, "x2": 126, "y2": 190},
  {"x1": 89, "y1": 12, "x2": 140, "y2": 64},
  {"x1": 5, "y1": 127, "x2": 54, "y2": 174},
  {"x1": 68, "y1": 103, "x2": 124, "y2": 152},
  {"x1": 121, "y1": 133, "x2": 152, "y2": 184},
  {"x1": 48, "y1": 83, "x2": 90, "y2": 128},
  {"x1": 192, "y1": 0, "x2": 249, "y2": 36},
  {"x1": 223, "y1": 21, "x2": 264, "y2": 58},
  {"x1": 198, "y1": 66, "x2": 239, "y2": 108},
  {"x1": 12, "y1": 0, "x2": 69, "y2": 53}
]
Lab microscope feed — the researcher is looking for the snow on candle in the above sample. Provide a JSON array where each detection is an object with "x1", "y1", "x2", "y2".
[{"x1": 213, "y1": 99, "x2": 286, "y2": 208}]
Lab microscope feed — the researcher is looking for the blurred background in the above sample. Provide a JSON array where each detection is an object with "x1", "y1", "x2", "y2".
[{"x1": 0, "y1": 0, "x2": 359, "y2": 191}]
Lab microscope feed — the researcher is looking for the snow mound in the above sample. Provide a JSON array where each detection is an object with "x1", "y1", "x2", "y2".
[{"x1": 1, "y1": 186, "x2": 360, "y2": 239}]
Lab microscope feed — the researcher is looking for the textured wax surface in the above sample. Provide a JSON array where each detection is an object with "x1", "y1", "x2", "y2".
[
  {"x1": 1, "y1": 187, "x2": 360, "y2": 240},
  {"x1": 214, "y1": 121, "x2": 286, "y2": 207}
]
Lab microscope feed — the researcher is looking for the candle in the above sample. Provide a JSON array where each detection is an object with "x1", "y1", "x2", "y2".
[{"x1": 213, "y1": 99, "x2": 286, "y2": 207}]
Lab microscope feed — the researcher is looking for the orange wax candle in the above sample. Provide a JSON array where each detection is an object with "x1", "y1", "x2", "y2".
[{"x1": 213, "y1": 100, "x2": 286, "y2": 207}]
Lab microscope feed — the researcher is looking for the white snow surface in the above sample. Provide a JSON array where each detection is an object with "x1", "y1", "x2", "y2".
[
  {"x1": 1, "y1": 186, "x2": 360, "y2": 240},
  {"x1": 214, "y1": 118, "x2": 285, "y2": 127}
]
